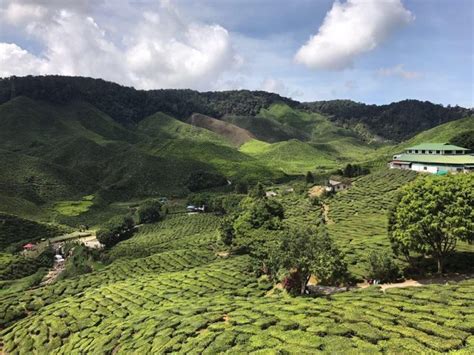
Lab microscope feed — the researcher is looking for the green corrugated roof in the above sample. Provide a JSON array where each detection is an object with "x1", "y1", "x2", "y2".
[
  {"x1": 394, "y1": 154, "x2": 474, "y2": 165},
  {"x1": 406, "y1": 143, "x2": 469, "y2": 151}
]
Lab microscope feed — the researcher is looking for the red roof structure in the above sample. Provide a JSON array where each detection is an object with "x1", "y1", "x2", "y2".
[{"x1": 23, "y1": 243, "x2": 35, "y2": 249}]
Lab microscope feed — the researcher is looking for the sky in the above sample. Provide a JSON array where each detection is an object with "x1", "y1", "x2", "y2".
[{"x1": 0, "y1": 0, "x2": 472, "y2": 107}]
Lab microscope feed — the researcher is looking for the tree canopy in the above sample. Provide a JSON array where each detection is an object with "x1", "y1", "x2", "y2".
[
  {"x1": 390, "y1": 174, "x2": 474, "y2": 273},
  {"x1": 450, "y1": 130, "x2": 474, "y2": 150},
  {"x1": 276, "y1": 227, "x2": 349, "y2": 294}
]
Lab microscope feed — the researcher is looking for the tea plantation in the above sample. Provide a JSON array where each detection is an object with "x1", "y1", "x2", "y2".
[
  {"x1": 1, "y1": 259, "x2": 473, "y2": 353},
  {"x1": 1, "y1": 171, "x2": 473, "y2": 353},
  {"x1": 327, "y1": 169, "x2": 418, "y2": 276}
]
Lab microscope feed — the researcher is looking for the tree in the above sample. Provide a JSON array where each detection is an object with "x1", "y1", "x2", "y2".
[
  {"x1": 250, "y1": 182, "x2": 266, "y2": 199},
  {"x1": 138, "y1": 200, "x2": 162, "y2": 224},
  {"x1": 278, "y1": 227, "x2": 348, "y2": 294},
  {"x1": 97, "y1": 215, "x2": 135, "y2": 248},
  {"x1": 366, "y1": 252, "x2": 401, "y2": 283},
  {"x1": 391, "y1": 174, "x2": 474, "y2": 274},
  {"x1": 234, "y1": 182, "x2": 248, "y2": 194},
  {"x1": 305, "y1": 171, "x2": 315, "y2": 184},
  {"x1": 343, "y1": 164, "x2": 354, "y2": 178},
  {"x1": 450, "y1": 130, "x2": 474, "y2": 150}
]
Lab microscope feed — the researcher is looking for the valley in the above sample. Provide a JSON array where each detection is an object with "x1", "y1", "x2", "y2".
[{"x1": 0, "y1": 76, "x2": 473, "y2": 353}]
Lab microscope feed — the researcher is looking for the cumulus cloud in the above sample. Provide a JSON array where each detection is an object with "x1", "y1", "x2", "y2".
[
  {"x1": 260, "y1": 78, "x2": 288, "y2": 95},
  {"x1": 295, "y1": 0, "x2": 414, "y2": 70},
  {"x1": 0, "y1": 0, "x2": 239, "y2": 90},
  {"x1": 0, "y1": 43, "x2": 48, "y2": 77},
  {"x1": 260, "y1": 77, "x2": 303, "y2": 99},
  {"x1": 377, "y1": 64, "x2": 422, "y2": 80}
]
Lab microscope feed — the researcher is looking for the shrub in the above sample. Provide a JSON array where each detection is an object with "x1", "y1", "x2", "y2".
[
  {"x1": 186, "y1": 171, "x2": 227, "y2": 192},
  {"x1": 138, "y1": 200, "x2": 162, "y2": 224},
  {"x1": 366, "y1": 252, "x2": 401, "y2": 283},
  {"x1": 97, "y1": 215, "x2": 135, "y2": 248}
]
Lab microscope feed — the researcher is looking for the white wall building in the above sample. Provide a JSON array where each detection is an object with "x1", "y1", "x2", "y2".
[{"x1": 390, "y1": 143, "x2": 474, "y2": 174}]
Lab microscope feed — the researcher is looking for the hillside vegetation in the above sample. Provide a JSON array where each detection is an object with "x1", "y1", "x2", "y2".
[
  {"x1": 1, "y1": 207, "x2": 473, "y2": 353},
  {"x1": 1, "y1": 76, "x2": 470, "y2": 141}
]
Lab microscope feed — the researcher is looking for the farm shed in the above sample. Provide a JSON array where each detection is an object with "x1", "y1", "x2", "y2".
[
  {"x1": 390, "y1": 143, "x2": 474, "y2": 174},
  {"x1": 326, "y1": 178, "x2": 351, "y2": 192}
]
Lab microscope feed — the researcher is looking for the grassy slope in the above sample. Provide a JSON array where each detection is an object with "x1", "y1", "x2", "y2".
[
  {"x1": 366, "y1": 116, "x2": 474, "y2": 168},
  {"x1": 187, "y1": 113, "x2": 255, "y2": 146},
  {"x1": 138, "y1": 112, "x2": 283, "y2": 182},
  {"x1": 326, "y1": 170, "x2": 418, "y2": 276},
  {"x1": 222, "y1": 114, "x2": 307, "y2": 142},
  {"x1": 239, "y1": 104, "x2": 387, "y2": 174},
  {"x1": 400, "y1": 115, "x2": 474, "y2": 148},
  {"x1": 0, "y1": 98, "x2": 280, "y2": 223},
  {"x1": 241, "y1": 139, "x2": 336, "y2": 173}
]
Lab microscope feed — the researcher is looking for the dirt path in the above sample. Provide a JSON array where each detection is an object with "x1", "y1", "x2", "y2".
[
  {"x1": 76, "y1": 234, "x2": 102, "y2": 249},
  {"x1": 358, "y1": 273, "x2": 474, "y2": 292},
  {"x1": 322, "y1": 203, "x2": 334, "y2": 225},
  {"x1": 39, "y1": 261, "x2": 66, "y2": 286}
]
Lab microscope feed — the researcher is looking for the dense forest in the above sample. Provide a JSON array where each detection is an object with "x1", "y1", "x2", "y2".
[
  {"x1": 0, "y1": 76, "x2": 471, "y2": 141},
  {"x1": 304, "y1": 99, "x2": 472, "y2": 141},
  {"x1": 0, "y1": 76, "x2": 298, "y2": 125}
]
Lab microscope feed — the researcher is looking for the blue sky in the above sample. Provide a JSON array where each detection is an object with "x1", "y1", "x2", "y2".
[{"x1": 0, "y1": 0, "x2": 472, "y2": 106}]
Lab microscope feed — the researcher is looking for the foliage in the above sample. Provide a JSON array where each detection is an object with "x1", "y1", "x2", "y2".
[
  {"x1": 304, "y1": 99, "x2": 472, "y2": 142},
  {"x1": 59, "y1": 244, "x2": 102, "y2": 280},
  {"x1": 96, "y1": 215, "x2": 135, "y2": 248},
  {"x1": 249, "y1": 182, "x2": 266, "y2": 199},
  {"x1": 450, "y1": 130, "x2": 474, "y2": 150},
  {"x1": 0, "y1": 76, "x2": 298, "y2": 123},
  {"x1": 276, "y1": 227, "x2": 349, "y2": 294},
  {"x1": 138, "y1": 200, "x2": 162, "y2": 224},
  {"x1": 366, "y1": 251, "x2": 401, "y2": 283},
  {"x1": 0, "y1": 247, "x2": 55, "y2": 280},
  {"x1": 0, "y1": 213, "x2": 66, "y2": 252},
  {"x1": 327, "y1": 169, "x2": 418, "y2": 277},
  {"x1": 234, "y1": 182, "x2": 248, "y2": 194},
  {"x1": 340, "y1": 163, "x2": 370, "y2": 178},
  {"x1": 391, "y1": 174, "x2": 474, "y2": 273},
  {"x1": 186, "y1": 171, "x2": 228, "y2": 192}
]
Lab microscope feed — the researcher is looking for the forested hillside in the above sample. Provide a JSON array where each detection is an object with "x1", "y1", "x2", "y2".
[
  {"x1": 1, "y1": 76, "x2": 470, "y2": 141},
  {"x1": 303, "y1": 99, "x2": 472, "y2": 141}
]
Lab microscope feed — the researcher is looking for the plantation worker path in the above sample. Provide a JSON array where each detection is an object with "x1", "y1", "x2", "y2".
[{"x1": 359, "y1": 273, "x2": 474, "y2": 292}]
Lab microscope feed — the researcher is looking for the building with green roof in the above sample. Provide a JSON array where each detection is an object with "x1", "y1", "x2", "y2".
[{"x1": 390, "y1": 143, "x2": 474, "y2": 174}]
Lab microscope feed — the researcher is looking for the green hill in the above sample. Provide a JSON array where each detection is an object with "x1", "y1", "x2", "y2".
[
  {"x1": 401, "y1": 116, "x2": 474, "y2": 147},
  {"x1": 240, "y1": 139, "x2": 337, "y2": 173},
  {"x1": 0, "y1": 97, "x2": 282, "y2": 223}
]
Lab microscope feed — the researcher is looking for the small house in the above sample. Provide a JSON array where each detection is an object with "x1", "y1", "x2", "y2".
[{"x1": 326, "y1": 177, "x2": 351, "y2": 192}]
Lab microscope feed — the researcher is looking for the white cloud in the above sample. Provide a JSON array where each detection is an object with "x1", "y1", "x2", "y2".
[
  {"x1": 295, "y1": 0, "x2": 414, "y2": 70},
  {"x1": 259, "y1": 77, "x2": 303, "y2": 99},
  {"x1": 377, "y1": 64, "x2": 422, "y2": 80},
  {"x1": 0, "y1": 43, "x2": 48, "y2": 77},
  {"x1": 0, "y1": 0, "x2": 239, "y2": 90},
  {"x1": 260, "y1": 78, "x2": 288, "y2": 95}
]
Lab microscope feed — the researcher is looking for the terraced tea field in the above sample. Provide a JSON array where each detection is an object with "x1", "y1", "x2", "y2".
[
  {"x1": 2, "y1": 264, "x2": 473, "y2": 353},
  {"x1": 1, "y1": 173, "x2": 473, "y2": 353},
  {"x1": 327, "y1": 170, "x2": 418, "y2": 276},
  {"x1": 108, "y1": 214, "x2": 221, "y2": 260}
]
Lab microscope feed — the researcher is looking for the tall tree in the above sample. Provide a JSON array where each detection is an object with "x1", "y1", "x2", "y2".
[
  {"x1": 278, "y1": 227, "x2": 348, "y2": 294},
  {"x1": 390, "y1": 174, "x2": 474, "y2": 273}
]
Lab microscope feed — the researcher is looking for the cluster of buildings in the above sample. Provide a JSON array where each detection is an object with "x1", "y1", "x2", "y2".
[{"x1": 390, "y1": 143, "x2": 474, "y2": 174}]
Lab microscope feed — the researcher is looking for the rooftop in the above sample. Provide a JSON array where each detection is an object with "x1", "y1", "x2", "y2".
[
  {"x1": 394, "y1": 154, "x2": 474, "y2": 165},
  {"x1": 405, "y1": 143, "x2": 469, "y2": 151}
]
